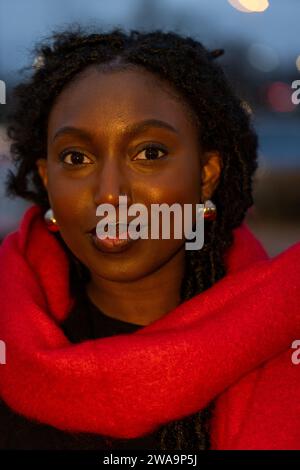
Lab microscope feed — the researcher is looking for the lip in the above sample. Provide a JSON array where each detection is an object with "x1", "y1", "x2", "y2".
[{"x1": 87, "y1": 224, "x2": 147, "y2": 254}]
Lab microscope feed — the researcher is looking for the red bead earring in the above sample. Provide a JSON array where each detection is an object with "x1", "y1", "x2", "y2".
[
  {"x1": 203, "y1": 200, "x2": 217, "y2": 221},
  {"x1": 44, "y1": 208, "x2": 59, "y2": 232}
]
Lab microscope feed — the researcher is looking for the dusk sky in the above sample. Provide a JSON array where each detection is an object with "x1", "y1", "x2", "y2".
[{"x1": 1, "y1": 0, "x2": 299, "y2": 81}]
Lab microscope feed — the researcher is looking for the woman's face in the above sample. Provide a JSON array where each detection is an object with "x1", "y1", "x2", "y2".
[{"x1": 37, "y1": 65, "x2": 221, "y2": 282}]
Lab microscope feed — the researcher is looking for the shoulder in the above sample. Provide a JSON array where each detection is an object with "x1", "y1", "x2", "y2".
[{"x1": 210, "y1": 347, "x2": 300, "y2": 450}]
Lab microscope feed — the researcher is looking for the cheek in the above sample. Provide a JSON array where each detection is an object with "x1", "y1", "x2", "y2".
[
  {"x1": 151, "y1": 154, "x2": 202, "y2": 206},
  {"x1": 143, "y1": 171, "x2": 202, "y2": 207},
  {"x1": 141, "y1": 168, "x2": 202, "y2": 246},
  {"x1": 46, "y1": 173, "x2": 91, "y2": 234}
]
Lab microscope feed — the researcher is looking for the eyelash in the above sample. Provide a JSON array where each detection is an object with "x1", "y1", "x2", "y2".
[{"x1": 59, "y1": 144, "x2": 168, "y2": 166}]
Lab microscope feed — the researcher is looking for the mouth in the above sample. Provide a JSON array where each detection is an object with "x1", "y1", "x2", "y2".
[{"x1": 87, "y1": 223, "x2": 147, "y2": 253}]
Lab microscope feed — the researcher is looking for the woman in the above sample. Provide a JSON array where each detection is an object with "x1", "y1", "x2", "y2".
[{"x1": 0, "y1": 27, "x2": 299, "y2": 450}]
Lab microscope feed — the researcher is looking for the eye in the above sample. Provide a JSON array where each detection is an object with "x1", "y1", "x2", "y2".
[
  {"x1": 132, "y1": 144, "x2": 168, "y2": 161},
  {"x1": 59, "y1": 150, "x2": 93, "y2": 166}
]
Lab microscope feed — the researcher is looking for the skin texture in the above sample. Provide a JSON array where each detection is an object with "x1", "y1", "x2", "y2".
[{"x1": 36, "y1": 66, "x2": 221, "y2": 325}]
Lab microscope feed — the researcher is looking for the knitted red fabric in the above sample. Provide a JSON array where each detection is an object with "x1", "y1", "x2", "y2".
[{"x1": 0, "y1": 204, "x2": 299, "y2": 448}]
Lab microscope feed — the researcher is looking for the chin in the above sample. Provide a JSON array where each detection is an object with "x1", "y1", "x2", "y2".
[{"x1": 88, "y1": 262, "x2": 151, "y2": 283}]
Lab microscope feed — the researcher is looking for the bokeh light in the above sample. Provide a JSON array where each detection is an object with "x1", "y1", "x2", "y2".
[
  {"x1": 266, "y1": 82, "x2": 296, "y2": 113},
  {"x1": 228, "y1": 0, "x2": 269, "y2": 13},
  {"x1": 296, "y1": 55, "x2": 300, "y2": 72},
  {"x1": 248, "y1": 43, "x2": 279, "y2": 72}
]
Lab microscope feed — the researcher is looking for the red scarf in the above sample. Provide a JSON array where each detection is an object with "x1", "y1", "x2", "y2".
[{"x1": 0, "y1": 204, "x2": 299, "y2": 440}]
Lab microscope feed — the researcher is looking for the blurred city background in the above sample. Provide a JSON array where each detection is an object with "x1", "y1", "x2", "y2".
[{"x1": 0, "y1": 0, "x2": 299, "y2": 255}]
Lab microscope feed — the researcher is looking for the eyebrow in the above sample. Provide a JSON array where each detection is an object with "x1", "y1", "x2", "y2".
[{"x1": 51, "y1": 119, "x2": 179, "y2": 143}]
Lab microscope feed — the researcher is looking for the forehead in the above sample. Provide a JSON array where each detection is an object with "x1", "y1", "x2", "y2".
[{"x1": 47, "y1": 66, "x2": 198, "y2": 140}]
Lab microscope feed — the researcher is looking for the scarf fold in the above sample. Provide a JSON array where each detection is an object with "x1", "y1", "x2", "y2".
[{"x1": 0, "y1": 204, "x2": 300, "y2": 439}]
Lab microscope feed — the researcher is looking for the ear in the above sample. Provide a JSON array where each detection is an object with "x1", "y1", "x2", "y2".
[
  {"x1": 201, "y1": 151, "x2": 222, "y2": 201},
  {"x1": 36, "y1": 158, "x2": 48, "y2": 190}
]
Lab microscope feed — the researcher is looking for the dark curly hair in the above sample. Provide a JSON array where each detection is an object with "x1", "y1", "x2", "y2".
[{"x1": 5, "y1": 25, "x2": 258, "y2": 450}]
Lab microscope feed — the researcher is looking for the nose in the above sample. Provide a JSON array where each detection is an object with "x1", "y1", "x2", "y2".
[{"x1": 93, "y1": 158, "x2": 132, "y2": 209}]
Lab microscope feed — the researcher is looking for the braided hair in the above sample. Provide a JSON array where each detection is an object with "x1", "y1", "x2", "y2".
[{"x1": 5, "y1": 25, "x2": 258, "y2": 450}]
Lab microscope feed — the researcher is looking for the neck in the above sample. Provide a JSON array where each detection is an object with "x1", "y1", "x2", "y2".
[{"x1": 85, "y1": 248, "x2": 186, "y2": 326}]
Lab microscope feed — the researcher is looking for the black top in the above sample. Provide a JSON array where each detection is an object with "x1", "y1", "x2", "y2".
[{"x1": 0, "y1": 289, "x2": 162, "y2": 450}]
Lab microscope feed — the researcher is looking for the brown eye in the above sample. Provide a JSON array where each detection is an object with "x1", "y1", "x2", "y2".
[
  {"x1": 59, "y1": 150, "x2": 93, "y2": 165},
  {"x1": 133, "y1": 144, "x2": 167, "y2": 161}
]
